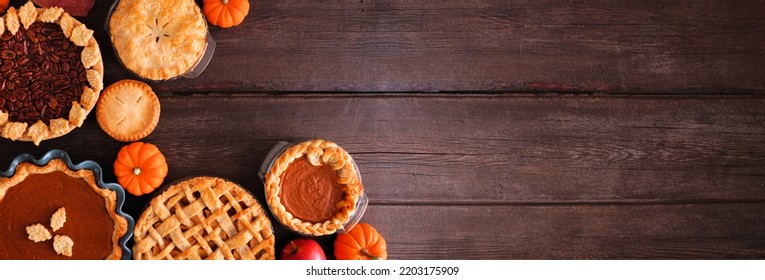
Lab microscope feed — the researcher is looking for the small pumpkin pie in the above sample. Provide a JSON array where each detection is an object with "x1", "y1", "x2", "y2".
[
  {"x1": 0, "y1": 2, "x2": 103, "y2": 145},
  {"x1": 108, "y1": 0, "x2": 207, "y2": 81},
  {"x1": 0, "y1": 159, "x2": 129, "y2": 259},
  {"x1": 264, "y1": 139, "x2": 365, "y2": 236},
  {"x1": 132, "y1": 176, "x2": 275, "y2": 260},
  {"x1": 96, "y1": 80, "x2": 160, "y2": 142}
]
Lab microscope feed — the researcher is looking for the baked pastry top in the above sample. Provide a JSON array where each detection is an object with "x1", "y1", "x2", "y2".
[
  {"x1": 133, "y1": 176, "x2": 275, "y2": 260},
  {"x1": 96, "y1": 79, "x2": 160, "y2": 142},
  {"x1": 108, "y1": 0, "x2": 207, "y2": 81}
]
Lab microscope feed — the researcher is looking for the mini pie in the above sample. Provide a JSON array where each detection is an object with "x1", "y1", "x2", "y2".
[
  {"x1": 0, "y1": 159, "x2": 129, "y2": 259},
  {"x1": 133, "y1": 176, "x2": 275, "y2": 260},
  {"x1": 0, "y1": 2, "x2": 103, "y2": 145},
  {"x1": 265, "y1": 139, "x2": 365, "y2": 236},
  {"x1": 108, "y1": 0, "x2": 207, "y2": 81},
  {"x1": 96, "y1": 79, "x2": 160, "y2": 142}
]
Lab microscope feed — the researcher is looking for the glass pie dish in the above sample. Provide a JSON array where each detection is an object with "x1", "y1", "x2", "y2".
[
  {"x1": 258, "y1": 140, "x2": 368, "y2": 236},
  {"x1": 104, "y1": 0, "x2": 216, "y2": 80}
]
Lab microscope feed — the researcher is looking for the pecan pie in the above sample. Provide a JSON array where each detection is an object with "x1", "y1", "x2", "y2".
[
  {"x1": 0, "y1": 159, "x2": 129, "y2": 260},
  {"x1": 0, "y1": 2, "x2": 103, "y2": 145},
  {"x1": 264, "y1": 139, "x2": 365, "y2": 236},
  {"x1": 132, "y1": 176, "x2": 275, "y2": 260},
  {"x1": 108, "y1": 0, "x2": 207, "y2": 81}
]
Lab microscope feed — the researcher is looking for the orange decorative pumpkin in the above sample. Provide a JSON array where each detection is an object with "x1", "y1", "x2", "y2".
[
  {"x1": 334, "y1": 223, "x2": 387, "y2": 260},
  {"x1": 203, "y1": 0, "x2": 250, "y2": 28},
  {"x1": 0, "y1": 0, "x2": 9, "y2": 14},
  {"x1": 114, "y1": 142, "x2": 168, "y2": 196}
]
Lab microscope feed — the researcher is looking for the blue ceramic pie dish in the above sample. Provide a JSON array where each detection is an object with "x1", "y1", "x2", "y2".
[{"x1": 1, "y1": 149, "x2": 134, "y2": 260}]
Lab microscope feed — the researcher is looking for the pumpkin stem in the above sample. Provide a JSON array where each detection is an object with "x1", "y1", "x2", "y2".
[
  {"x1": 133, "y1": 167, "x2": 142, "y2": 176},
  {"x1": 360, "y1": 248, "x2": 381, "y2": 260},
  {"x1": 222, "y1": 0, "x2": 229, "y2": 5}
]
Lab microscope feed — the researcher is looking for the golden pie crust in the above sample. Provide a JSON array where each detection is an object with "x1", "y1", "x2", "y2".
[
  {"x1": 133, "y1": 176, "x2": 275, "y2": 260},
  {"x1": 96, "y1": 80, "x2": 160, "y2": 142},
  {"x1": 0, "y1": 3, "x2": 103, "y2": 145},
  {"x1": 108, "y1": 0, "x2": 207, "y2": 81},
  {"x1": 265, "y1": 139, "x2": 364, "y2": 236},
  {"x1": 0, "y1": 159, "x2": 128, "y2": 260}
]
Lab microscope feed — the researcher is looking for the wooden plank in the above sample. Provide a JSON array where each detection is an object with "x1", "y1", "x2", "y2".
[
  {"x1": 361, "y1": 203, "x2": 765, "y2": 259},
  {"x1": 73, "y1": 0, "x2": 765, "y2": 93},
  {"x1": 1, "y1": 95, "x2": 764, "y2": 212}
]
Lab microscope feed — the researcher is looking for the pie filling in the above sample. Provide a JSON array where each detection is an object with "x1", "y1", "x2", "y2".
[
  {"x1": 0, "y1": 22, "x2": 87, "y2": 125},
  {"x1": 279, "y1": 156, "x2": 344, "y2": 223},
  {"x1": 0, "y1": 171, "x2": 115, "y2": 259}
]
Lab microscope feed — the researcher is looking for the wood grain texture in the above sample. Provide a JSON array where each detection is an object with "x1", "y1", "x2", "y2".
[
  {"x1": 71, "y1": 0, "x2": 765, "y2": 93},
  {"x1": 2, "y1": 95, "x2": 764, "y2": 206},
  {"x1": 364, "y1": 203, "x2": 765, "y2": 259},
  {"x1": 1, "y1": 95, "x2": 764, "y2": 258},
  {"x1": 2, "y1": 0, "x2": 765, "y2": 259}
]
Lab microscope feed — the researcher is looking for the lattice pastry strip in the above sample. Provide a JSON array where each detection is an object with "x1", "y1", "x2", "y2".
[{"x1": 133, "y1": 177, "x2": 275, "y2": 260}]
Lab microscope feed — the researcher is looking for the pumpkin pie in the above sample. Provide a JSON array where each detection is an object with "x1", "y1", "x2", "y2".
[
  {"x1": 0, "y1": 2, "x2": 103, "y2": 145},
  {"x1": 96, "y1": 80, "x2": 160, "y2": 142},
  {"x1": 108, "y1": 0, "x2": 207, "y2": 81},
  {"x1": 0, "y1": 159, "x2": 129, "y2": 259},
  {"x1": 264, "y1": 139, "x2": 365, "y2": 236},
  {"x1": 132, "y1": 176, "x2": 275, "y2": 260}
]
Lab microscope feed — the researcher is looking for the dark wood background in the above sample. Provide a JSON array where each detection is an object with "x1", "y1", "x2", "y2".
[{"x1": 1, "y1": 0, "x2": 764, "y2": 259}]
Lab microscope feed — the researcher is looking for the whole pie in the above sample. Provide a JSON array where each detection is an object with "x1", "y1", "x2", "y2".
[
  {"x1": 0, "y1": 159, "x2": 129, "y2": 259},
  {"x1": 0, "y1": 2, "x2": 103, "y2": 145},
  {"x1": 108, "y1": 0, "x2": 207, "y2": 81},
  {"x1": 96, "y1": 79, "x2": 160, "y2": 142},
  {"x1": 264, "y1": 139, "x2": 365, "y2": 236},
  {"x1": 133, "y1": 176, "x2": 275, "y2": 260}
]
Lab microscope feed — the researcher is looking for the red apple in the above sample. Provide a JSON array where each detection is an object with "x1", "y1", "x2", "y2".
[{"x1": 280, "y1": 238, "x2": 326, "y2": 260}]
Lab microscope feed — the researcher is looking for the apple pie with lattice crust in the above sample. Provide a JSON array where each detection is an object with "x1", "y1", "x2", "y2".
[{"x1": 132, "y1": 176, "x2": 275, "y2": 260}]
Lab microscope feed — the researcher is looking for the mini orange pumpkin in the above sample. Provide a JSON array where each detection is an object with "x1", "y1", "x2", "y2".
[
  {"x1": 0, "y1": 0, "x2": 9, "y2": 14},
  {"x1": 114, "y1": 142, "x2": 168, "y2": 196},
  {"x1": 334, "y1": 223, "x2": 387, "y2": 260},
  {"x1": 203, "y1": 0, "x2": 250, "y2": 29}
]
